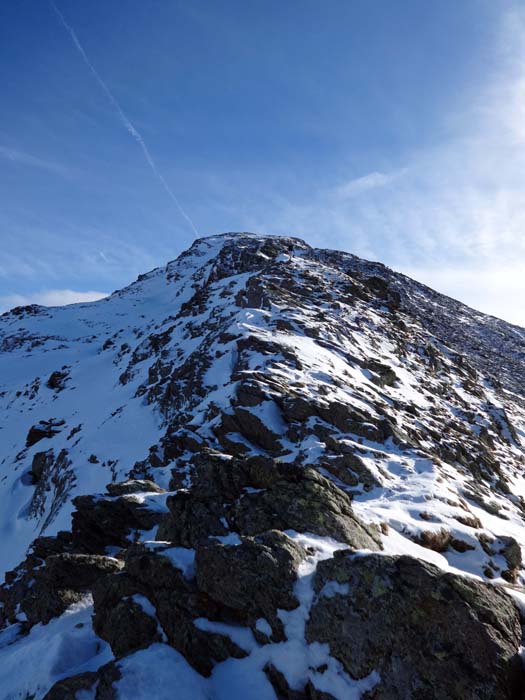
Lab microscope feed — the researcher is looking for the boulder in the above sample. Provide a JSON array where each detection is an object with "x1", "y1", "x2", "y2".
[
  {"x1": 364, "y1": 359, "x2": 399, "y2": 388},
  {"x1": 195, "y1": 530, "x2": 306, "y2": 640},
  {"x1": 158, "y1": 454, "x2": 296, "y2": 546},
  {"x1": 219, "y1": 406, "x2": 283, "y2": 453},
  {"x1": 46, "y1": 370, "x2": 69, "y2": 391},
  {"x1": 499, "y1": 536, "x2": 522, "y2": 583},
  {"x1": 22, "y1": 554, "x2": 124, "y2": 626},
  {"x1": 25, "y1": 419, "x2": 64, "y2": 447},
  {"x1": 43, "y1": 671, "x2": 98, "y2": 699},
  {"x1": 264, "y1": 664, "x2": 337, "y2": 700},
  {"x1": 156, "y1": 491, "x2": 229, "y2": 546},
  {"x1": 306, "y1": 552, "x2": 523, "y2": 700},
  {"x1": 93, "y1": 595, "x2": 161, "y2": 658},
  {"x1": 42, "y1": 553, "x2": 124, "y2": 589},
  {"x1": 71, "y1": 493, "x2": 164, "y2": 553},
  {"x1": 229, "y1": 466, "x2": 382, "y2": 549}
]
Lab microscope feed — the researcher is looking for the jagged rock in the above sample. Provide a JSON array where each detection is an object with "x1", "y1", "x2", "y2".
[
  {"x1": 160, "y1": 455, "x2": 308, "y2": 545},
  {"x1": 72, "y1": 493, "x2": 164, "y2": 553},
  {"x1": 364, "y1": 359, "x2": 399, "y2": 387},
  {"x1": 92, "y1": 544, "x2": 247, "y2": 675},
  {"x1": 30, "y1": 449, "x2": 55, "y2": 483},
  {"x1": 27, "y1": 448, "x2": 74, "y2": 530},
  {"x1": 106, "y1": 479, "x2": 165, "y2": 496},
  {"x1": 279, "y1": 395, "x2": 317, "y2": 422},
  {"x1": 229, "y1": 466, "x2": 382, "y2": 549},
  {"x1": 219, "y1": 406, "x2": 283, "y2": 453},
  {"x1": 361, "y1": 274, "x2": 392, "y2": 299},
  {"x1": 31, "y1": 531, "x2": 74, "y2": 559},
  {"x1": 94, "y1": 596, "x2": 161, "y2": 658},
  {"x1": 42, "y1": 553, "x2": 124, "y2": 588},
  {"x1": 1, "y1": 233, "x2": 525, "y2": 698},
  {"x1": 235, "y1": 378, "x2": 268, "y2": 407},
  {"x1": 46, "y1": 369, "x2": 69, "y2": 391},
  {"x1": 163, "y1": 428, "x2": 206, "y2": 460},
  {"x1": 195, "y1": 530, "x2": 306, "y2": 640},
  {"x1": 44, "y1": 661, "x2": 121, "y2": 700},
  {"x1": 317, "y1": 452, "x2": 379, "y2": 490},
  {"x1": 159, "y1": 457, "x2": 381, "y2": 550},
  {"x1": 306, "y1": 553, "x2": 523, "y2": 700},
  {"x1": 498, "y1": 536, "x2": 522, "y2": 583},
  {"x1": 0, "y1": 532, "x2": 76, "y2": 627},
  {"x1": 25, "y1": 419, "x2": 65, "y2": 447},
  {"x1": 324, "y1": 440, "x2": 380, "y2": 489},
  {"x1": 21, "y1": 554, "x2": 124, "y2": 626},
  {"x1": 313, "y1": 401, "x2": 400, "y2": 444},
  {"x1": 157, "y1": 491, "x2": 229, "y2": 546},
  {"x1": 190, "y1": 452, "x2": 285, "y2": 498}
]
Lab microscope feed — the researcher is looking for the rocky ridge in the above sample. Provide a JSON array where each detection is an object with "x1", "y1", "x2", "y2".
[{"x1": 0, "y1": 233, "x2": 524, "y2": 699}]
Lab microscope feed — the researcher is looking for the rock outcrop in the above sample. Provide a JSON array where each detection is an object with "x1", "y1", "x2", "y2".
[{"x1": 307, "y1": 552, "x2": 523, "y2": 700}]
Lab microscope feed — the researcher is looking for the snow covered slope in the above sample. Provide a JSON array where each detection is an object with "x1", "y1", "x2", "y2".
[{"x1": 0, "y1": 233, "x2": 524, "y2": 699}]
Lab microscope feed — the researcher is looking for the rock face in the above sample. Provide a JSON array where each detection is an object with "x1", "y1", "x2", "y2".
[
  {"x1": 307, "y1": 552, "x2": 523, "y2": 700},
  {"x1": 195, "y1": 531, "x2": 306, "y2": 641},
  {"x1": 1, "y1": 547, "x2": 123, "y2": 627},
  {"x1": 0, "y1": 233, "x2": 524, "y2": 699},
  {"x1": 228, "y1": 466, "x2": 382, "y2": 548},
  {"x1": 157, "y1": 456, "x2": 382, "y2": 551},
  {"x1": 71, "y1": 492, "x2": 165, "y2": 553}
]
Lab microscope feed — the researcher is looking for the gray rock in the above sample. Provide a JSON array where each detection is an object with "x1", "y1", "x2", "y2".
[
  {"x1": 43, "y1": 553, "x2": 124, "y2": 589},
  {"x1": 92, "y1": 544, "x2": 247, "y2": 676},
  {"x1": 229, "y1": 466, "x2": 382, "y2": 549},
  {"x1": 306, "y1": 552, "x2": 523, "y2": 700},
  {"x1": 22, "y1": 554, "x2": 124, "y2": 626},
  {"x1": 30, "y1": 449, "x2": 54, "y2": 483},
  {"x1": 498, "y1": 536, "x2": 522, "y2": 583},
  {"x1": 195, "y1": 530, "x2": 306, "y2": 640},
  {"x1": 46, "y1": 370, "x2": 69, "y2": 392},
  {"x1": 264, "y1": 663, "x2": 337, "y2": 700},
  {"x1": 93, "y1": 596, "x2": 161, "y2": 658},
  {"x1": 25, "y1": 419, "x2": 64, "y2": 447},
  {"x1": 157, "y1": 491, "x2": 228, "y2": 547},
  {"x1": 72, "y1": 493, "x2": 164, "y2": 553},
  {"x1": 44, "y1": 661, "x2": 121, "y2": 700}
]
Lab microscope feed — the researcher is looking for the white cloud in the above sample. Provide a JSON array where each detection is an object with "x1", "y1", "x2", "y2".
[
  {"x1": 334, "y1": 171, "x2": 400, "y2": 199},
  {"x1": 239, "y1": 5, "x2": 525, "y2": 327},
  {"x1": 0, "y1": 146, "x2": 70, "y2": 177},
  {"x1": 0, "y1": 289, "x2": 108, "y2": 313},
  {"x1": 398, "y1": 262, "x2": 525, "y2": 327}
]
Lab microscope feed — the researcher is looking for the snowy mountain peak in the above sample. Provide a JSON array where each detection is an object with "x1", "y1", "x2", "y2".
[{"x1": 0, "y1": 233, "x2": 524, "y2": 699}]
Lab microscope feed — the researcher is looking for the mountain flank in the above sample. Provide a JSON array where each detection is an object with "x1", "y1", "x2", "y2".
[{"x1": 0, "y1": 233, "x2": 524, "y2": 699}]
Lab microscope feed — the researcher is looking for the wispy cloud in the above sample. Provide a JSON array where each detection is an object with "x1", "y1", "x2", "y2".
[
  {"x1": 0, "y1": 224, "x2": 169, "y2": 288},
  {"x1": 49, "y1": 1, "x2": 198, "y2": 236},
  {"x1": 0, "y1": 145, "x2": 70, "y2": 176},
  {"x1": 0, "y1": 289, "x2": 107, "y2": 313},
  {"x1": 236, "y1": 5, "x2": 525, "y2": 326},
  {"x1": 334, "y1": 171, "x2": 401, "y2": 199}
]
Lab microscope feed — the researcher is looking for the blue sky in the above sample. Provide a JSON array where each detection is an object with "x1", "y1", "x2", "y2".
[{"x1": 1, "y1": 1, "x2": 524, "y2": 325}]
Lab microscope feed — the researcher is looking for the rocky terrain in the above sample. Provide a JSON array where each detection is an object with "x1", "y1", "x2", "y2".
[{"x1": 0, "y1": 232, "x2": 524, "y2": 699}]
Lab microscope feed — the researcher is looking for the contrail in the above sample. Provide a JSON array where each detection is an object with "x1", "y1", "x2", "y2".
[{"x1": 49, "y1": 1, "x2": 198, "y2": 236}]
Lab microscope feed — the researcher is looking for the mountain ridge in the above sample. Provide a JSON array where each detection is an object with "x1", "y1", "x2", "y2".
[{"x1": 0, "y1": 232, "x2": 524, "y2": 699}]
